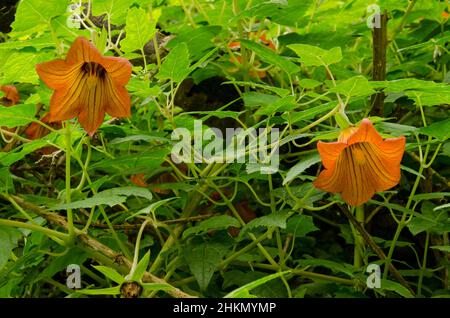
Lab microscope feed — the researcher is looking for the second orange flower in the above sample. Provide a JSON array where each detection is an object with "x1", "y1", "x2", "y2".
[{"x1": 313, "y1": 119, "x2": 406, "y2": 206}]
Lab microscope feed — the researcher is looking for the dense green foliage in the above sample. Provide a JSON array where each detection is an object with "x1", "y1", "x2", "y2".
[{"x1": 0, "y1": 0, "x2": 449, "y2": 298}]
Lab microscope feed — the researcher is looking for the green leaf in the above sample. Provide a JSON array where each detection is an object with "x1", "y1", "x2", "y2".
[
  {"x1": 434, "y1": 203, "x2": 450, "y2": 211},
  {"x1": 183, "y1": 239, "x2": 231, "y2": 290},
  {"x1": 90, "y1": 148, "x2": 170, "y2": 170},
  {"x1": 381, "y1": 279, "x2": 414, "y2": 298},
  {"x1": 77, "y1": 286, "x2": 121, "y2": 296},
  {"x1": 295, "y1": 259, "x2": 355, "y2": 277},
  {"x1": 224, "y1": 271, "x2": 290, "y2": 298},
  {"x1": 419, "y1": 119, "x2": 450, "y2": 141},
  {"x1": 406, "y1": 88, "x2": 450, "y2": 107},
  {"x1": 191, "y1": 110, "x2": 243, "y2": 121},
  {"x1": 0, "y1": 226, "x2": 21, "y2": 271},
  {"x1": 0, "y1": 51, "x2": 48, "y2": 84},
  {"x1": 383, "y1": 79, "x2": 446, "y2": 93},
  {"x1": 93, "y1": 266, "x2": 125, "y2": 284},
  {"x1": 50, "y1": 187, "x2": 153, "y2": 210},
  {"x1": 0, "y1": 133, "x2": 61, "y2": 167},
  {"x1": 283, "y1": 102, "x2": 336, "y2": 125},
  {"x1": 182, "y1": 215, "x2": 240, "y2": 239},
  {"x1": 240, "y1": 39, "x2": 300, "y2": 75},
  {"x1": 299, "y1": 79, "x2": 322, "y2": 89},
  {"x1": 254, "y1": 95, "x2": 297, "y2": 116},
  {"x1": 35, "y1": 247, "x2": 88, "y2": 282},
  {"x1": 243, "y1": 92, "x2": 279, "y2": 109},
  {"x1": 0, "y1": 104, "x2": 36, "y2": 128},
  {"x1": 407, "y1": 201, "x2": 450, "y2": 235},
  {"x1": 287, "y1": 44, "x2": 342, "y2": 66},
  {"x1": 239, "y1": 211, "x2": 289, "y2": 239},
  {"x1": 120, "y1": 8, "x2": 156, "y2": 53},
  {"x1": 127, "y1": 197, "x2": 178, "y2": 220},
  {"x1": 283, "y1": 153, "x2": 321, "y2": 185},
  {"x1": 431, "y1": 246, "x2": 450, "y2": 253},
  {"x1": 157, "y1": 43, "x2": 190, "y2": 82},
  {"x1": 0, "y1": 167, "x2": 13, "y2": 193},
  {"x1": 131, "y1": 251, "x2": 150, "y2": 281},
  {"x1": 141, "y1": 283, "x2": 174, "y2": 291},
  {"x1": 329, "y1": 76, "x2": 375, "y2": 98},
  {"x1": 0, "y1": 35, "x2": 55, "y2": 51},
  {"x1": 284, "y1": 215, "x2": 319, "y2": 237},
  {"x1": 225, "y1": 81, "x2": 289, "y2": 97},
  {"x1": 376, "y1": 122, "x2": 419, "y2": 136},
  {"x1": 166, "y1": 26, "x2": 221, "y2": 61},
  {"x1": 12, "y1": 0, "x2": 69, "y2": 32},
  {"x1": 92, "y1": 0, "x2": 130, "y2": 25}
]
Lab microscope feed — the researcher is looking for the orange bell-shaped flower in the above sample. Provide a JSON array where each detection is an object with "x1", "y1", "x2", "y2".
[
  {"x1": 313, "y1": 118, "x2": 405, "y2": 206},
  {"x1": 0, "y1": 85, "x2": 20, "y2": 106},
  {"x1": 36, "y1": 36, "x2": 132, "y2": 136}
]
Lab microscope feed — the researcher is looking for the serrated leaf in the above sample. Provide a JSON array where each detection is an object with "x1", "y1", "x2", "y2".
[
  {"x1": 91, "y1": 0, "x2": 130, "y2": 25},
  {"x1": 50, "y1": 187, "x2": 152, "y2": 210},
  {"x1": 239, "y1": 211, "x2": 289, "y2": 239},
  {"x1": 329, "y1": 76, "x2": 375, "y2": 98},
  {"x1": 419, "y1": 119, "x2": 450, "y2": 141},
  {"x1": 12, "y1": 0, "x2": 68, "y2": 32},
  {"x1": 120, "y1": 8, "x2": 156, "y2": 53},
  {"x1": 127, "y1": 197, "x2": 177, "y2": 220},
  {"x1": 243, "y1": 92, "x2": 279, "y2": 109},
  {"x1": 283, "y1": 153, "x2": 321, "y2": 185},
  {"x1": 157, "y1": 43, "x2": 190, "y2": 82},
  {"x1": 166, "y1": 26, "x2": 221, "y2": 60},
  {"x1": 182, "y1": 215, "x2": 240, "y2": 239},
  {"x1": 0, "y1": 137, "x2": 57, "y2": 167},
  {"x1": 287, "y1": 44, "x2": 342, "y2": 66},
  {"x1": 406, "y1": 89, "x2": 450, "y2": 107},
  {"x1": 90, "y1": 148, "x2": 170, "y2": 170},
  {"x1": 254, "y1": 95, "x2": 297, "y2": 116},
  {"x1": 240, "y1": 39, "x2": 300, "y2": 75},
  {"x1": 284, "y1": 215, "x2": 318, "y2": 237}
]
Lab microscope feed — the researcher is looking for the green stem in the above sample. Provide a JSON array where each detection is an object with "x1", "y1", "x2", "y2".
[
  {"x1": 65, "y1": 123, "x2": 75, "y2": 241},
  {"x1": 128, "y1": 220, "x2": 149, "y2": 280},
  {"x1": 354, "y1": 205, "x2": 365, "y2": 268},
  {"x1": 417, "y1": 231, "x2": 430, "y2": 296},
  {"x1": 0, "y1": 218, "x2": 69, "y2": 242}
]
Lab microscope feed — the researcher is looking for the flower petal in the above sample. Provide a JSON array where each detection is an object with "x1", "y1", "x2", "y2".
[
  {"x1": 347, "y1": 118, "x2": 383, "y2": 146},
  {"x1": 317, "y1": 141, "x2": 347, "y2": 170},
  {"x1": 46, "y1": 66, "x2": 88, "y2": 121},
  {"x1": 0, "y1": 85, "x2": 20, "y2": 105},
  {"x1": 36, "y1": 60, "x2": 82, "y2": 90},
  {"x1": 104, "y1": 77, "x2": 131, "y2": 118},
  {"x1": 100, "y1": 56, "x2": 132, "y2": 86},
  {"x1": 66, "y1": 37, "x2": 103, "y2": 64},
  {"x1": 76, "y1": 77, "x2": 107, "y2": 136}
]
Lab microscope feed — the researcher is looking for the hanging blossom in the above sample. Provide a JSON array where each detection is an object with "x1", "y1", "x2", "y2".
[
  {"x1": 313, "y1": 118, "x2": 406, "y2": 206},
  {"x1": 36, "y1": 36, "x2": 132, "y2": 136},
  {"x1": 0, "y1": 85, "x2": 20, "y2": 106}
]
